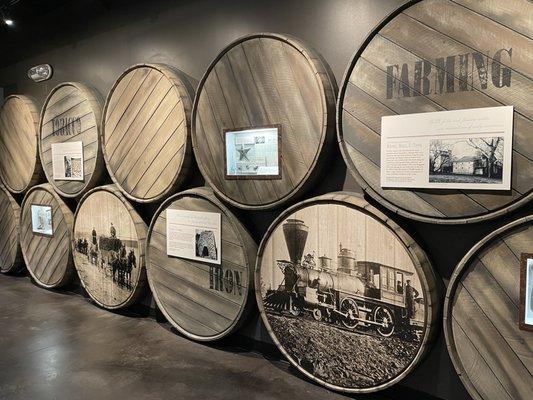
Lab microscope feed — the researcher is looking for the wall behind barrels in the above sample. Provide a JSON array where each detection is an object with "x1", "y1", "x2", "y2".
[{"x1": 0, "y1": 1, "x2": 531, "y2": 399}]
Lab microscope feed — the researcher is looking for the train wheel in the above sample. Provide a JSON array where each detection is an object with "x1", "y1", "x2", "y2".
[
  {"x1": 374, "y1": 306, "x2": 395, "y2": 337},
  {"x1": 313, "y1": 309, "x2": 322, "y2": 321},
  {"x1": 340, "y1": 298, "x2": 359, "y2": 329}
]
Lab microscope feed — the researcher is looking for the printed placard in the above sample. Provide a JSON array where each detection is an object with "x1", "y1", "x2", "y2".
[
  {"x1": 224, "y1": 125, "x2": 281, "y2": 179},
  {"x1": 380, "y1": 106, "x2": 513, "y2": 190},
  {"x1": 31, "y1": 204, "x2": 53, "y2": 237},
  {"x1": 166, "y1": 209, "x2": 221, "y2": 265},
  {"x1": 51, "y1": 141, "x2": 84, "y2": 181}
]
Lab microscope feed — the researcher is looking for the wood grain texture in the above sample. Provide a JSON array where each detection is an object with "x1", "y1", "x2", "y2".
[
  {"x1": 102, "y1": 64, "x2": 194, "y2": 203},
  {"x1": 39, "y1": 82, "x2": 105, "y2": 198},
  {"x1": 255, "y1": 192, "x2": 440, "y2": 393},
  {"x1": 0, "y1": 184, "x2": 23, "y2": 274},
  {"x1": 146, "y1": 187, "x2": 256, "y2": 341},
  {"x1": 73, "y1": 184, "x2": 147, "y2": 309},
  {"x1": 20, "y1": 183, "x2": 75, "y2": 288},
  {"x1": 192, "y1": 33, "x2": 338, "y2": 210},
  {"x1": 444, "y1": 216, "x2": 533, "y2": 400},
  {"x1": 337, "y1": 0, "x2": 533, "y2": 224},
  {"x1": 0, "y1": 95, "x2": 43, "y2": 194}
]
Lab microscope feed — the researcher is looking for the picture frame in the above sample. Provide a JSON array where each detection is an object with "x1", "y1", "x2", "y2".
[
  {"x1": 223, "y1": 124, "x2": 282, "y2": 180},
  {"x1": 30, "y1": 203, "x2": 54, "y2": 237},
  {"x1": 519, "y1": 252, "x2": 533, "y2": 332}
]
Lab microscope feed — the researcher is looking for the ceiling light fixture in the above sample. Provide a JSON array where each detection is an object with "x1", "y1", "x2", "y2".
[{"x1": 1, "y1": 0, "x2": 19, "y2": 27}]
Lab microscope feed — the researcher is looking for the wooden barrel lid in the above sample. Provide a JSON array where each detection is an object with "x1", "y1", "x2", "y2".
[
  {"x1": 0, "y1": 95, "x2": 43, "y2": 194},
  {"x1": 255, "y1": 192, "x2": 440, "y2": 392},
  {"x1": 20, "y1": 183, "x2": 75, "y2": 288},
  {"x1": 337, "y1": 0, "x2": 533, "y2": 224},
  {"x1": 0, "y1": 184, "x2": 23, "y2": 274},
  {"x1": 146, "y1": 187, "x2": 256, "y2": 341},
  {"x1": 102, "y1": 64, "x2": 194, "y2": 203},
  {"x1": 73, "y1": 184, "x2": 147, "y2": 309},
  {"x1": 39, "y1": 82, "x2": 105, "y2": 198},
  {"x1": 445, "y1": 216, "x2": 533, "y2": 400},
  {"x1": 192, "y1": 33, "x2": 338, "y2": 210}
]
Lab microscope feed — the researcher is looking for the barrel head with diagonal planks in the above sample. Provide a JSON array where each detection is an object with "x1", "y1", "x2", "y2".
[
  {"x1": 20, "y1": 183, "x2": 75, "y2": 288},
  {"x1": 337, "y1": 0, "x2": 533, "y2": 224},
  {"x1": 445, "y1": 216, "x2": 533, "y2": 400},
  {"x1": 39, "y1": 82, "x2": 105, "y2": 198},
  {"x1": 146, "y1": 187, "x2": 256, "y2": 341},
  {"x1": 0, "y1": 95, "x2": 43, "y2": 194},
  {"x1": 192, "y1": 33, "x2": 337, "y2": 210},
  {"x1": 102, "y1": 64, "x2": 194, "y2": 203},
  {"x1": 0, "y1": 184, "x2": 23, "y2": 274}
]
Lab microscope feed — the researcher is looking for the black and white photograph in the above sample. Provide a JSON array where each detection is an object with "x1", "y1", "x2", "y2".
[
  {"x1": 30, "y1": 204, "x2": 54, "y2": 236},
  {"x1": 429, "y1": 137, "x2": 504, "y2": 184},
  {"x1": 51, "y1": 141, "x2": 84, "y2": 181},
  {"x1": 64, "y1": 155, "x2": 83, "y2": 179},
  {"x1": 259, "y1": 204, "x2": 426, "y2": 389},
  {"x1": 520, "y1": 253, "x2": 533, "y2": 332},
  {"x1": 195, "y1": 229, "x2": 218, "y2": 261},
  {"x1": 74, "y1": 191, "x2": 141, "y2": 305}
]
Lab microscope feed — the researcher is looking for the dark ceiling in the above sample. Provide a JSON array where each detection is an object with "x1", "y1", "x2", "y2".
[{"x1": 0, "y1": 0, "x2": 171, "y2": 68}]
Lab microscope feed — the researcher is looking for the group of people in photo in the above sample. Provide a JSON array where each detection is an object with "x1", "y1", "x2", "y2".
[{"x1": 74, "y1": 222, "x2": 137, "y2": 291}]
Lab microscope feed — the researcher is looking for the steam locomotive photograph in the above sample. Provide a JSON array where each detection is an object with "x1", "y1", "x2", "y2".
[
  {"x1": 73, "y1": 191, "x2": 141, "y2": 305},
  {"x1": 259, "y1": 204, "x2": 427, "y2": 389}
]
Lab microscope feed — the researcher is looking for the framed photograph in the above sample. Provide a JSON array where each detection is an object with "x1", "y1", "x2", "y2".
[
  {"x1": 380, "y1": 106, "x2": 513, "y2": 191},
  {"x1": 51, "y1": 141, "x2": 84, "y2": 181},
  {"x1": 519, "y1": 253, "x2": 533, "y2": 331},
  {"x1": 224, "y1": 124, "x2": 282, "y2": 180},
  {"x1": 31, "y1": 204, "x2": 54, "y2": 237},
  {"x1": 166, "y1": 209, "x2": 221, "y2": 265}
]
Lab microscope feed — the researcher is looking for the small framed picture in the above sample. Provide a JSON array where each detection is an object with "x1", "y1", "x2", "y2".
[
  {"x1": 31, "y1": 204, "x2": 54, "y2": 237},
  {"x1": 223, "y1": 124, "x2": 282, "y2": 180},
  {"x1": 519, "y1": 253, "x2": 533, "y2": 331}
]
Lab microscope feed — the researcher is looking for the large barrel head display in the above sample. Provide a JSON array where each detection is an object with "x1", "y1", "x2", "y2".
[
  {"x1": 102, "y1": 64, "x2": 194, "y2": 203},
  {"x1": 256, "y1": 192, "x2": 440, "y2": 392},
  {"x1": 39, "y1": 82, "x2": 105, "y2": 198},
  {"x1": 0, "y1": 95, "x2": 43, "y2": 194},
  {"x1": 0, "y1": 184, "x2": 23, "y2": 274},
  {"x1": 337, "y1": 0, "x2": 533, "y2": 223},
  {"x1": 445, "y1": 216, "x2": 533, "y2": 400},
  {"x1": 20, "y1": 184, "x2": 75, "y2": 289},
  {"x1": 192, "y1": 33, "x2": 337, "y2": 210},
  {"x1": 146, "y1": 187, "x2": 256, "y2": 341},
  {"x1": 73, "y1": 185, "x2": 147, "y2": 309}
]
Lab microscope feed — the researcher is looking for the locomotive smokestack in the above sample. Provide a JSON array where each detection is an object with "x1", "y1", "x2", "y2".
[{"x1": 282, "y1": 219, "x2": 308, "y2": 265}]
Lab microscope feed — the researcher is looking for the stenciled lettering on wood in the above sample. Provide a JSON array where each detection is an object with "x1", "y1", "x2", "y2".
[
  {"x1": 386, "y1": 48, "x2": 512, "y2": 99},
  {"x1": 52, "y1": 117, "x2": 82, "y2": 136},
  {"x1": 209, "y1": 265, "x2": 243, "y2": 296}
]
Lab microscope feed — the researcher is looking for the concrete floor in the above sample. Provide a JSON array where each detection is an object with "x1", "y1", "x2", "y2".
[{"x1": 0, "y1": 274, "x2": 432, "y2": 400}]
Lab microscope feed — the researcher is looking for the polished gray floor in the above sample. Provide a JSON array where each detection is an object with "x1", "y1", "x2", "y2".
[{"x1": 0, "y1": 274, "x2": 364, "y2": 400}]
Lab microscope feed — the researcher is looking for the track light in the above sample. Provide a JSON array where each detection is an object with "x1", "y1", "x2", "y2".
[{"x1": 3, "y1": 18, "x2": 13, "y2": 26}]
